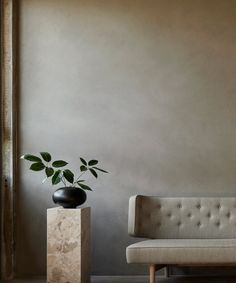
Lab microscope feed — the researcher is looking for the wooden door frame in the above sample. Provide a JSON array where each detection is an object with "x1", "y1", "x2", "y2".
[{"x1": 0, "y1": 0, "x2": 18, "y2": 279}]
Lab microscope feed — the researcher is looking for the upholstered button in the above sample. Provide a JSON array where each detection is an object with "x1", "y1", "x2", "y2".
[
  {"x1": 196, "y1": 204, "x2": 201, "y2": 209},
  {"x1": 207, "y1": 212, "x2": 211, "y2": 218},
  {"x1": 156, "y1": 222, "x2": 161, "y2": 226},
  {"x1": 226, "y1": 212, "x2": 231, "y2": 218},
  {"x1": 215, "y1": 221, "x2": 220, "y2": 226},
  {"x1": 167, "y1": 213, "x2": 171, "y2": 218},
  {"x1": 187, "y1": 213, "x2": 191, "y2": 218},
  {"x1": 177, "y1": 221, "x2": 181, "y2": 226},
  {"x1": 217, "y1": 203, "x2": 221, "y2": 209},
  {"x1": 177, "y1": 203, "x2": 182, "y2": 209},
  {"x1": 197, "y1": 221, "x2": 201, "y2": 227}
]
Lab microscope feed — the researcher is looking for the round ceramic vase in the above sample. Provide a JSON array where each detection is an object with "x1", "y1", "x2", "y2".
[{"x1": 52, "y1": 187, "x2": 87, "y2": 208}]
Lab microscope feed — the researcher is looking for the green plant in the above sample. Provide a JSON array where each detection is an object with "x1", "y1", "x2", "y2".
[{"x1": 20, "y1": 152, "x2": 108, "y2": 191}]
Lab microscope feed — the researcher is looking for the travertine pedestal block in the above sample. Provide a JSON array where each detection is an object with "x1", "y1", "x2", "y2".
[{"x1": 47, "y1": 207, "x2": 90, "y2": 283}]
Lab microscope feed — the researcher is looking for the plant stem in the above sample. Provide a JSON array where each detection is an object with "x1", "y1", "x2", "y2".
[
  {"x1": 74, "y1": 171, "x2": 86, "y2": 185},
  {"x1": 61, "y1": 174, "x2": 66, "y2": 186}
]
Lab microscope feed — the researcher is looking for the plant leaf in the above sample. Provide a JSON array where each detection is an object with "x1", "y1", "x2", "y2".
[
  {"x1": 30, "y1": 162, "x2": 45, "y2": 171},
  {"x1": 89, "y1": 168, "x2": 98, "y2": 178},
  {"x1": 78, "y1": 183, "x2": 93, "y2": 191},
  {"x1": 80, "y1": 157, "x2": 87, "y2": 165},
  {"x1": 93, "y1": 166, "x2": 108, "y2": 173},
  {"x1": 63, "y1": 169, "x2": 74, "y2": 184},
  {"x1": 21, "y1": 154, "x2": 41, "y2": 162},
  {"x1": 52, "y1": 160, "x2": 68, "y2": 167},
  {"x1": 88, "y1": 160, "x2": 98, "y2": 166},
  {"x1": 52, "y1": 170, "x2": 61, "y2": 185},
  {"x1": 80, "y1": 165, "x2": 87, "y2": 172},
  {"x1": 45, "y1": 167, "x2": 54, "y2": 177},
  {"x1": 40, "y1": 152, "x2": 51, "y2": 162},
  {"x1": 77, "y1": 180, "x2": 85, "y2": 183}
]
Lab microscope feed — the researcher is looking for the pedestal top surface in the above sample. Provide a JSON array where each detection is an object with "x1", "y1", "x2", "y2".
[{"x1": 47, "y1": 206, "x2": 90, "y2": 211}]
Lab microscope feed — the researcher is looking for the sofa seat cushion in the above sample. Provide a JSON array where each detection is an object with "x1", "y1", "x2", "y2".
[{"x1": 126, "y1": 239, "x2": 236, "y2": 264}]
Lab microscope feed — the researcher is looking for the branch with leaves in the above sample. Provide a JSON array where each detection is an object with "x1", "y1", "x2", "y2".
[{"x1": 20, "y1": 152, "x2": 108, "y2": 191}]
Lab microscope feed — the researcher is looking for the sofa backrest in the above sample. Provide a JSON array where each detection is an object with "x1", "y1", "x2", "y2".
[{"x1": 128, "y1": 195, "x2": 236, "y2": 239}]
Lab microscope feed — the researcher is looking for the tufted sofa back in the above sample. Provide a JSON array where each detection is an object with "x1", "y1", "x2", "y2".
[{"x1": 128, "y1": 195, "x2": 236, "y2": 239}]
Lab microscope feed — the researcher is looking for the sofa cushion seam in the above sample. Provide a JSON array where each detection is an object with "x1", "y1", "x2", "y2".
[{"x1": 128, "y1": 246, "x2": 236, "y2": 249}]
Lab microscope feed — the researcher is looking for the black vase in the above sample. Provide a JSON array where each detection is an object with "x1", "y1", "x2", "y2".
[{"x1": 52, "y1": 187, "x2": 87, "y2": 208}]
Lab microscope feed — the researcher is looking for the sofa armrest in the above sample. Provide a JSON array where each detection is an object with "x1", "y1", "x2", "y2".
[{"x1": 128, "y1": 195, "x2": 144, "y2": 237}]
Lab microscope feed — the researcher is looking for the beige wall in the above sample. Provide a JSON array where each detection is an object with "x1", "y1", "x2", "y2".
[{"x1": 18, "y1": 0, "x2": 236, "y2": 276}]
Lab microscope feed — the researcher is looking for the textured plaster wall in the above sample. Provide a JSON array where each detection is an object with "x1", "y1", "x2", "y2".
[{"x1": 18, "y1": 0, "x2": 236, "y2": 276}]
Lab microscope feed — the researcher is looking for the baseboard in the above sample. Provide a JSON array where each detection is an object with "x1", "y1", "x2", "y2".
[{"x1": 91, "y1": 275, "x2": 164, "y2": 281}]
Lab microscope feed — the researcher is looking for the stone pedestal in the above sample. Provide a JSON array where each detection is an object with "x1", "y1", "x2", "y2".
[{"x1": 47, "y1": 207, "x2": 90, "y2": 283}]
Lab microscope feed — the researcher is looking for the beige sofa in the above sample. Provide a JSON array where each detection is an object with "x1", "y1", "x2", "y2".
[{"x1": 126, "y1": 195, "x2": 236, "y2": 283}]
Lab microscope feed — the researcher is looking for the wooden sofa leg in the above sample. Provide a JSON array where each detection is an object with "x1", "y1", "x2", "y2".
[
  {"x1": 164, "y1": 266, "x2": 170, "y2": 278},
  {"x1": 150, "y1": 264, "x2": 156, "y2": 283}
]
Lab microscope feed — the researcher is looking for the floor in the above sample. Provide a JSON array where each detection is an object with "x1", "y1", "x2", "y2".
[
  {"x1": 94, "y1": 276, "x2": 236, "y2": 283},
  {"x1": 1, "y1": 276, "x2": 236, "y2": 283}
]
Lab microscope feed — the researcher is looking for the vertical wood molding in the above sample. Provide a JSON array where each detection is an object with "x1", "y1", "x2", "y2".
[{"x1": 0, "y1": 0, "x2": 18, "y2": 279}]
